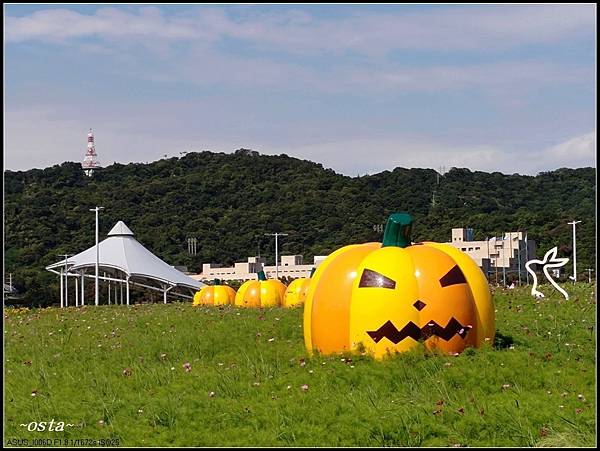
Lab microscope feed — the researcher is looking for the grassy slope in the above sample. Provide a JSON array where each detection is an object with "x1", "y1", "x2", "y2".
[{"x1": 4, "y1": 284, "x2": 596, "y2": 447}]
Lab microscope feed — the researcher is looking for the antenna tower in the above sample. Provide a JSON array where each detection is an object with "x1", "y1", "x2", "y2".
[{"x1": 82, "y1": 128, "x2": 102, "y2": 177}]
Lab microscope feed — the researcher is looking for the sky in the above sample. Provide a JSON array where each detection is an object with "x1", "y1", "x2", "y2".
[{"x1": 4, "y1": 3, "x2": 597, "y2": 176}]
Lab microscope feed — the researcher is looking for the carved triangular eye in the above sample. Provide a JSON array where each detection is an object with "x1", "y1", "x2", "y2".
[
  {"x1": 440, "y1": 265, "x2": 467, "y2": 287},
  {"x1": 359, "y1": 269, "x2": 396, "y2": 289}
]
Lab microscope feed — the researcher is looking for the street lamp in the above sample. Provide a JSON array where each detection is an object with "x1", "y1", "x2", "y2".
[
  {"x1": 567, "y1": 220, "x2": 581, "y2": 283},
  {"x1": 264, "y1": 232, "x2": 288, "y2": 279},
  {"x1": 90, "y1": 206, "x2": 104, "y2": 305}
]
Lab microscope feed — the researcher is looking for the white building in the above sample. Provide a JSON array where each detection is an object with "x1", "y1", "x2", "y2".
[
  {"x1": 449, "y1": 228, "x2": 536, "y2": 279},
  {"x1": 191, "y1": 255, "x2": 328, "y2": 282}
]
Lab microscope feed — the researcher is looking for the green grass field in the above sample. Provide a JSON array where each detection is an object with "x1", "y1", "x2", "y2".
[{"x1": 4, "y1": 283, "x2": 596, "y2": 447}]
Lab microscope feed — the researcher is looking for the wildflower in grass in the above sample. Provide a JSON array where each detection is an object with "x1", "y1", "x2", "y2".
[
  {"x1": 287, "y1": 385, "x2": 292, "y2": 390},
  {"x1": 183, "y1": 362, "x2": 192, "y2": 372},
  {"x1": 98, "y1": 420, "x2": 105, "y2": 426},
  {"x1": 576, "y1": 408, "x2": 583, "y2": 414},
  {"x1": 301, "y1": 384, "x2": 309, "y2": 391},
  {"x1": 268, "y1": 337, "x2": 275, "y2": 342},
  {"x1": 123, "y1": 368, "x2": 132, "y2": 377},
  {"x1": 253, "y1": 382, "x2": 260, "y2": 386},
  {"x1": 501, "y1": 384, "x2": 510, "y2": 390},
  {"x1": 209, "y1": 391, "x2": 216, "y2": 397},
  {"x1": 31, "y1": 390, "x2": 37, "y2": 397},
  {"x1": 23, "y1": 360, "x2": 32, "y2": 366},
  {"x1": 432, "y1": 409, "x2": 442, "y2": 415}
]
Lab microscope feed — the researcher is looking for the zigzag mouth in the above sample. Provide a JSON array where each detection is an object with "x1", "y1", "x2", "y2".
[{"x1": 366, "y1": 318, "x2": 472, "y2": 344}]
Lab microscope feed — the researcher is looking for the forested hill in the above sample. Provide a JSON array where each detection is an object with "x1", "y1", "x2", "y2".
[{"x1": 4, "y1": 150, "x2": 596, "y2": 304}]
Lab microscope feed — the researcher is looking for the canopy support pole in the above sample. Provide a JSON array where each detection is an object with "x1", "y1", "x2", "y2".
[
  {"x1": 120, "y1": 277, "x2": 123, "y2": 305},
  {"x1": 163, "y1": 285, "x2": 174, "y2": 304},
  {"x1": 65, "y1": 270, "x2": 68, "y2": 307},
  {"x1": 107, "y1": 272, "x2": 111, "y2": 305},
  {"x1": 126, "y1": 276, "x2": 130, "y2": 306},
  {"x1": 75, "y1": 277, "x2": 79, "y2": 307},
  {"x1": 60, "y1": 269, "x2": 64, "y2": 308},
  {"x1": 81, "y1": 271, "x2": 85, "y2": 306}
]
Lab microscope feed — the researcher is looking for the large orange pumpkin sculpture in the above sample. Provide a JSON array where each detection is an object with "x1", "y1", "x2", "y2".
[
  {"x1": 303, "y1": 213, "x2": 494, "y2": 359},
  {"x1": 234, "y1": 271, "x2": 287, "y2": 308},
  {"x1": 282, "y1": 269, "x2": 315, "y2": 308},
  {"x1": 193, "y1": 280, "x2": 236, "y2": 306}
]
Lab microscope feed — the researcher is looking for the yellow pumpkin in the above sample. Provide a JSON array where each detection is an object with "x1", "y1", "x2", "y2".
[
  {"x1": 193, "y1": 280, "x2": 236, "y2": 306},
  {"x1": 304, "y1": 213, "x2": 494, "y2": 359},
  {"x1": 234, "y1": 271, "x2": 287, "y2": 308},
  {"x1": 282, "y1": 275, "x2": 312, "y2": 308}
]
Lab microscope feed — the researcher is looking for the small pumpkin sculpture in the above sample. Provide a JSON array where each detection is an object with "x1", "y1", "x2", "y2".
[
  {"x1": 304, "y1": 213, "x2": 494, "y2": 359},
  {"x1": 282, "y1": 268, "x2": 315, "y2": 308},
  {"x1": 235, "y1": 271, "x2": 287, "y2": 308},
  {"x1": 193, "y1": 279, "x2": 236, "y2": 306}
]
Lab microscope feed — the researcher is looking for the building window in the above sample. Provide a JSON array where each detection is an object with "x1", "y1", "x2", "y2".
[{"x1": 468, "y1": 247, "x2": 473, "y2": 251}]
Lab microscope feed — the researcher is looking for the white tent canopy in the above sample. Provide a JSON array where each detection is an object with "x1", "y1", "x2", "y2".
[{"x1": 46, "y1": 221, "x2": 204, "y2": 306}]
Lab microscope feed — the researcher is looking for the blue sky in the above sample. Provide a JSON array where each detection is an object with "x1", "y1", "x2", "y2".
[{"x1": 4, "y1": 3, "x2": 596, "y2": 175}]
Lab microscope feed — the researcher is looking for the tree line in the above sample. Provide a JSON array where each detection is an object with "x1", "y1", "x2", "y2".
[{"x1": 4, "y1": 150, "x2": 596, "y2": 306}]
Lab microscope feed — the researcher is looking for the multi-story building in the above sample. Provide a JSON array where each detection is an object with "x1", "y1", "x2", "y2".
[
  {"x1": 191, "y1": 255, "x2": 327, "y2": 282},
  {"x1": 449, "y1": 228, "x2": 536, "y2": 281}
]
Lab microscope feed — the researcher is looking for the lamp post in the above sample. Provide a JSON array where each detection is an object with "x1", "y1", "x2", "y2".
[
  {"x1": 90, "y1": 206, "x2": 104, "y2": 305},
  {"x1": 567, "y1": 220, "x2": 581, "y2": 283},
  {"x1": 264, "y1": 232, "x2": 288, "y2": 279}
]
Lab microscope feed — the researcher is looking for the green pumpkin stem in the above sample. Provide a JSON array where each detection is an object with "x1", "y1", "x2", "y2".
[
  {"x1": 257, "y1": 270, "x2": 267, "y2": 281},
  {"x1": 310, "y1": 267, "x2": 316, "y2": 277},
  {"x1": 212, "y1": 279, "x2": 221, "y2": 286},
  {"x1": 381, "y1": 213, "x2": 413, "y2": 248}
]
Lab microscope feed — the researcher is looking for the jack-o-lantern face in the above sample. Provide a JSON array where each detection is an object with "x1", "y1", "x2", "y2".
[
  {"x1": 304, "y1": 213, "x2": 494, "y2": 359},
  {"x1": 235, "y1": 271, "x2": 287, "y2": 308}
]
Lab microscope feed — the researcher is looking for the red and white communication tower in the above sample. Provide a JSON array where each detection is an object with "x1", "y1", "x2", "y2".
[{"x1": 82, "y1": 128, "x2": 102, "y2": 177}]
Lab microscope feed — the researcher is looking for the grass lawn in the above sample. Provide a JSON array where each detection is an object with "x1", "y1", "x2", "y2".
[{"x1": 3, "y1": 283, "x2": 596, "y2": 447}]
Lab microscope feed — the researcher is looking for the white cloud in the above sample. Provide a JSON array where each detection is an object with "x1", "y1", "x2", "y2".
[
  {"x1": 258, "y1": 132, "x2": 597, "y2": 176},
  {"x1": 5, "y1": 7, "x2": 202, "y2": 43},
  {"x1": 544, "y1": 131, "x2": 597, "y2": 165},
  {"x1": 4, "y1": 104, "x2": 595, "y2": 176},
  {"x1": 5, "y1": 6, "x2": 593, "y2": 98},
  {"x1": 6, "y1": 5, "x2": 595, "y2": 55}
]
